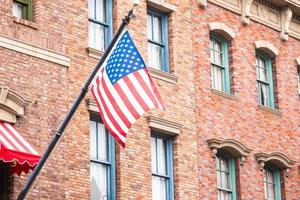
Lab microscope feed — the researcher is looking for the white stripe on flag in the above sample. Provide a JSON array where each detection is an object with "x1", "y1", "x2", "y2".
[
  {"x1": 117, "y1": 79, "x2": 145, "y2": 115},
  {"x1": 92, "y1": 85, "x2": 126, "y2": 142},
  {"x1": 99, "y1": 77, "x2": 129, "y2": 132},
  {"x1": 139, "y1": 69, "x2": 163, "y2": 109},
  {"x1": 128, "y1": 73, "x2": 155, "y2": 109},
  {"x1": 6, "y1": 123, "x2": 39, "y2": 155},
  {"x1": 103, "y1": 72, "x2": 136, "y2": 123}
]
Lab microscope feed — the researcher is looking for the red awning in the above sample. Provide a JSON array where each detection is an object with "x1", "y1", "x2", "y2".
[{"x1": 0, "y1": 122, "x2": 40, "y2": 175}]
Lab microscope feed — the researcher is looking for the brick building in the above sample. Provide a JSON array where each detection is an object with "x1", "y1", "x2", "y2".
[{"x1": 0, "y1": 0, "x2": 299, "y2": 200}]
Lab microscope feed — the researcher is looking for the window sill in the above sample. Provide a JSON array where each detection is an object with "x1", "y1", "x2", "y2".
[
  {"x1": 87, "y1": 47, "x2": 104, "y2": 59},
  {"x1": 147, "y1": 0, "x2": 176, "y2": 13},
  {"x1": 0, "y1": 34, "x2": 70, "y2": 67},
  {"x1": 211, "y1": 89, "x2": 237, "y2": 101},
  {"x1": 149, "y1": 68, "x2": 178, "y2": 84},
  {"x1": 258, "y1": 105, "x2": 282, "y2": 116},
  {"x1": 13, "y1": 16, "x2": 37, "y2": 30},
  {"x1": 86, "y1": 49, "x2": 178, "y2": 84}
]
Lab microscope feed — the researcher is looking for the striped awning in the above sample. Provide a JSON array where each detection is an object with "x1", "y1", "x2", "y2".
[{"x1": 0, "y1": 121, "x2": 40, "y2": 175}]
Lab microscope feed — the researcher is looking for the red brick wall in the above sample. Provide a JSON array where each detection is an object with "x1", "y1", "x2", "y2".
[
  {"x1": 0, "y1": 0, "x2": 199, "y2": 199},
  {"x1": 0, "y1": 0, "x2": 299, "y2": 199},
  {"x1": 193, "y1": 1, "x2": 300, "y2": 200},
  {"x1": 113, "y1": 1, "x2": 199, "y2": 199}
]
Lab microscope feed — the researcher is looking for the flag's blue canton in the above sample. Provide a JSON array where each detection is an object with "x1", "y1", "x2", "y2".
[{"x1": 106, "y1": 31, "x2": 146, "y2": 84}]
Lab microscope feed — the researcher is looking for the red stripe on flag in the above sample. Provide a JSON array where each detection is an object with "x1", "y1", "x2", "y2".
[
  {"x1": 122, "y1": 76, "x2": 150, "y2": 112},
  {"x1": 133, "y1": 71, "x2": 159, "y2": 108},
  {"x1": 100, "y1": 76, "x2": 131, "y2": 128},
  {"x1": 114, "y1": 83, "x2": 140, "y2": 119},
  {"x1": 144, "y1": 68, "x2": 166, "y2": 110},
  {"x1": 95, "y1": 78, "x2": 127, "y2": 137},
  {"x1": 91, "y1": 86, "x2": 126, "y2": 147}
]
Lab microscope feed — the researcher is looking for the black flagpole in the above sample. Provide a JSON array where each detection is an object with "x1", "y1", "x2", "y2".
[{"x1": 17, "y1": 9, "x2": 135, "y2": 200}]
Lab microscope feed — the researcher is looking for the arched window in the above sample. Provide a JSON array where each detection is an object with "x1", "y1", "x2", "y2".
[
  {"x1": 216, "y1": 151, "x2": 236, "y2": 200},
  {"x1": 255, "y1": 152, "x2": 296, "y2": 200},
  {"x1": 264, "y1": 165, "x2": 281, "y2": 200},
  {"x1": 208, "y1": 138, "x2": 252, "y2": 200},
  {"x1": 256, "y1": 52, "x2": 275, "y2": 108},
  {"x1": 210, "y1": 34, "x2": 230, "y2": 93}
]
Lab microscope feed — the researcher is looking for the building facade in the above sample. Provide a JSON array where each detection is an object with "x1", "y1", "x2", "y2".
[{"x1": 0, "y1": 0, "x2": 299, "y2": 199}]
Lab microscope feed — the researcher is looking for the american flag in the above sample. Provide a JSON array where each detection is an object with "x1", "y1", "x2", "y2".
[{"x1": 91, "y1": 30, "x2": 165, "y2": 147}]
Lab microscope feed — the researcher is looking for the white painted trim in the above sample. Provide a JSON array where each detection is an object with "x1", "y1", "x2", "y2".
[
  {"x1": 147, "y1": 0, "x2": 176, "y2": 13},
  {"x1": 146, "y1": 116, "x2": 183, "y2": 136},
  {"x1": 0, "y1": 35, "x2": 70, "y2": 67},
  {"x1": 0, "y1": 87, "x2": 30, "y2": 123},
  {"x1": 296, "y1": 57, "x2": 300, "y2": 65},
  {"x1": 207, "y1": 0, "x2": 300, "y2": 41},
  {"x1": 254, "y1": 40, "x2": 279, "y2": 57},
  {"x1": 198, "y1": 0, "x2": 207, "y2": 8},
  {"x1": 208, "y1": 22, "x2": 236, "y2": 40}
]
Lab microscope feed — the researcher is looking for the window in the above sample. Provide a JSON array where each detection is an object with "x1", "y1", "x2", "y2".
[
  {"x1": 151, "y1": 135, "x2": 174, "y2": 200},
  {"x1": 90, "y1": 117, "x2": 115, "y2": 200},
  {"x1": 147, "y1": 9, "x2": 169, "y2": 72},
  {"x1": 256, "y1": 52, "x2": 275, "y2": 108},
  {"x1": 264, "y1": 167, "x2": 281, "y2": 200},
  {"x1": 0, "y1": 162, "x2": 9, "y2": 200},
  {"x1": 13, "y1": 0, "x2": 33, "y2": 21},
  {"x1": 88, "y1": 0, "x2": 112, "y2": 51},
  {"x1": 297, "y1": 65, "x2": 300, "y2": 95},
  {"x1": 210, "y1": 34, "x2": 230, "y2": 93},
  {"x1": 216, "y1": 153, "x2": 236, "y2": 200}
]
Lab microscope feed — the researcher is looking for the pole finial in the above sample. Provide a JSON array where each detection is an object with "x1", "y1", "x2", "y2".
[
  {"x1": 133, "y1": 0, "x2": 140, "y2": 6},
  {"x1": 124, "y1": 9, "x2": 135, "y2": 25},
  {"x1": 126, "y1": 0, "x2": 140, "y2": 23}
]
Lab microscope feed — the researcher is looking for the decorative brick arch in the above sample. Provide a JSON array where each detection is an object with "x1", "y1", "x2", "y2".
[
  {"x1": 0, "y1": 87, "x2": 30, "y2": 123},
  {"x1": 208, "y1": 22, "x2": 236, "y2": 40},
  {"x1": 207, "y1": 138, "x2": 252, "y2": 165},
  {"x1": 254, "y1": 40, "x2": 279, "y2": 58},
  {"x1": 255, "y1": 152, "x2": 296, "y2": 176}
]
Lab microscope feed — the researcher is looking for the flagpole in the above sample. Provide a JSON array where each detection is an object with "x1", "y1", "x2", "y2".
[{"x1": 17, "y1": 8, "x2": 135, "y2": 200}]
